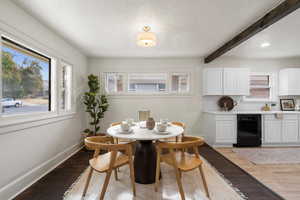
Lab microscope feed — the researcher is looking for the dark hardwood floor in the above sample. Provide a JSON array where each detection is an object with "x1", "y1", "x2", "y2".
[
  {"x1": 14, "y1": 144, "x2": 284, "y2": 200},
  {"x1": 14, "y1": 149, "x2": 92, "y2": 200}
]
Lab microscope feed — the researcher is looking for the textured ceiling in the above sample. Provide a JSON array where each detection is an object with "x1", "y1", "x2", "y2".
[
  {"x1": 13, "y1": 0, "x2": 290, "y2": 58},
  {"x1": 226, "y1": 9, "x2": 300, "y2": 59}
]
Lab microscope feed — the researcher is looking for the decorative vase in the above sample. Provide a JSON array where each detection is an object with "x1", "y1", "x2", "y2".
[{"x1": 146, "y1": 117, "x2": 155, "y2": 130}]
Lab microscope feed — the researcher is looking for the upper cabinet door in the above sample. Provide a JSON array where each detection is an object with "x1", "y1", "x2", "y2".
[
  {"x1": 223, "y1": 68, "x2": 250, "y2": 96},
  {"x1": 279, "y1": 68, "x2": 300, "y2": 96},
  {"x1": 203, "y1": 68, "x2": 223, "y2": 95}
]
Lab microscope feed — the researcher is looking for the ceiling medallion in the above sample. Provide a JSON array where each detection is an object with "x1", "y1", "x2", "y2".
[{"x1": 137, "y1": 26, "x2": 157, "y2": 47}]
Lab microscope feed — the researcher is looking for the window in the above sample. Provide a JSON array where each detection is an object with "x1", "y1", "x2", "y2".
[
  {"x1": 128, "y1": 73, "x2": 167, "y2": 93},
  {"x1": 1, "y1": 37, "x2": 51, "y2": 115},
  {"x1": 246, "y1": 74, "x2": 273, "y2": 101},
  {"x1": 171, "y1": 73, "x2": 189, "y2": 93},
  {"x1": 104, "y1": 73, "x2": 124, "y2": 93},
  {"x1": 103, "y1": 72, "x2": 191, "y2": 95},
  {"x1": 60, "y1": 62, "x2": 72, "y2": 111}
]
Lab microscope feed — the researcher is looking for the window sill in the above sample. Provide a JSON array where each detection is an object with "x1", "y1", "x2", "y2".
[
  {"x1": 0, "y1": 112, "x2": 77, "y2": 135},
  {"x1": 107, "y1": 93, "x2": 194, "y2": 99}
]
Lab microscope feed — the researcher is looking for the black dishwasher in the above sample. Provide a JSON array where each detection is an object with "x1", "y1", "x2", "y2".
[{"x1": 234, "y1": 114, "x2": 262, "y2": 147}]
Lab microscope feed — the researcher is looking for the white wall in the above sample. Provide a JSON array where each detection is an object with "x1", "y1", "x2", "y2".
[
  {"x1": 0, "y1": 1, "x2": 87, "y2": 199},
  {"x1": 88, "y1": 58, "x2": 204, "y2": 137},
  {"x1": 88, "y1": 56, "x2": 300, "y2": 141}
]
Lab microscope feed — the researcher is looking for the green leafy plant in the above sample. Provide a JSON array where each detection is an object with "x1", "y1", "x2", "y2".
[{"x1": 83, "y1": 74, "x2": 109, "y2": 136}]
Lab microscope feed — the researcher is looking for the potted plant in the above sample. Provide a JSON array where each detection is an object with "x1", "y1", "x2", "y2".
[{"x1": 83, "y1": 74, "x2": 109, "y2": 137}]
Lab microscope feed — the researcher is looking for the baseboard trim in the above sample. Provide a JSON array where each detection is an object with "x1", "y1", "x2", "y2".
[
  {"x1": 262, "y1": 143, "x2": 300, "y2": 147},
  {"x1": 0, "y1": 142, "x2": 84, "y2": 200},
  {"x1": 212, "y1": 144, "x2": 234, "y2": 147}
]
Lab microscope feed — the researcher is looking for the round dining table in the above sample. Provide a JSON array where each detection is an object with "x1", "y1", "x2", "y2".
[{"x1": 106, "y1": 122, "x2": 184, "y2": 184}]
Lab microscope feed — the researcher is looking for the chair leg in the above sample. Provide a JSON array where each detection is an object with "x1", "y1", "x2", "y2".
[
  {"x1": 154, "y1": 153, "x2": 161, "y2": 192},
  {"x1": 114, "y1": 169, "x2": 118, "y2": 181},
  {"x1": 82, "y1": 167, "x2": 93, "y2": 197},
  {"x1": 174, "y1": 167, "x2": 185, "y2": 200},
  {"x1": 129, "y1": 160, "x2": 136, "y2": 196},
  {"x1": 199, "y1": 165, "x2": 210, "y2": 198},
  {"x1": 99, "y1": 170, "x2": 113, "y2": 200},
  {"x1": 116, "y1": 137, "x2": 121, "y2": 174}
]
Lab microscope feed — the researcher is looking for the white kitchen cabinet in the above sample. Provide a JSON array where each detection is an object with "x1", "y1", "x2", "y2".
[
  {"x1": 215, "y1": 115, "x2": 237, "y2": 143},
  {"x1": 282, "y1": 115, "x2": 299, "y2": 142},
  {"x1": 264, "y1": 118, "x2": 282, "y2": 143},
  {"x1": 279, "y1": 68, "x2": 300, "y2": 96},
  {"x1": 264, "y1": 114, "x2": 299, "y2": 143},
  {"x1": 204, "y1": 112, "x2": 300, "y2": 146},
  {"x1": 223, "y1": 68, "x2": 250, "y2": 96},
  {"x1": 203, "y1": 68, "x2": 249, "y2": 96},
  {"x1": 203, "y1": 68, "x2": 223, "y2": 95}
]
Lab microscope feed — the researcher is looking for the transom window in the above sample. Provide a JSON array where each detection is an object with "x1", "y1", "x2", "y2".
[
  {"x1": 103, "y1": 72, "x2": 191, "y2": 95},
  {"x1": 128, "y1": 73, "x2": 167, "y2": 93},
  {"x1": 171, "y1": 73, "x2": 189, "y2": 93},
  {"x1": 104, "y1": 73, "x2": 124, "y2": 93},
  {"x1": 1, "y1": 36, "x2": 51, "y2": 115}
]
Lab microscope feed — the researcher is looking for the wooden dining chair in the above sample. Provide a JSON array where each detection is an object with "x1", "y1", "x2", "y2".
[
  {"x1": 138, "y1": 110, "x2": 150, "y2": 121},
  {"x1": 154, "y1": 136, "x2": 210, "y2": 200},
  {"x1": 83, "y1": 136, "x2": 136, "y2": 200},
  {"x1": 171, "y1": 121, "x2": 186, "y2": 142},
  {"x1": 162, "y1": 121, "x2": 186, "y2": 142}
]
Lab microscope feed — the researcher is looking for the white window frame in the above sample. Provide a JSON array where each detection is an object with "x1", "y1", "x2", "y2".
[
  {"x1": 0, "y1": 34, "x2": 56, "y2": 118},
  {"x1": 127, "y1": 72, "x2": 168, "y2": 94},
  {"x1": 59, "y1": 60, "x2": 73, "y2": 113},
  {"x1": 103, "y1": 72, "x2": 126, "y2": 94},
  {"x1": 244, "y1": 72, "x2": 276, "y2": 102},
  {"x1": 0, "y1": 28, "x2": 76, "y2": 129},
  {"x1": 102, "y1": 71, "x2": 192, "y2": 96},
  {"x1": 169, "y1": 72, "x2": 191, "y2": 94}
]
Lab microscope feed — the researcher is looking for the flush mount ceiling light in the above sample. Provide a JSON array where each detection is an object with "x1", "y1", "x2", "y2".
[
  {"x1": 137, "y1": 26, "x2": 157, "y2": 47},
  {"x1": 261, "y1": 42, "x2": 271, "y2": 48}
]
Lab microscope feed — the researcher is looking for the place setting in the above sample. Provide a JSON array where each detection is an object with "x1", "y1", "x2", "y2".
[
  {"x1": 114, "y1": 119, "x2": 135, "y2": 134},
  {"x1": 113, "y1": 118, "x2": 172, "y2": 136}
]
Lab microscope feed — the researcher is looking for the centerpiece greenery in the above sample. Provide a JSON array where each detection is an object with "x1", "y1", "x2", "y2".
[{"x1": 83, "y1": 74, "x2": 109, "y2": 136}]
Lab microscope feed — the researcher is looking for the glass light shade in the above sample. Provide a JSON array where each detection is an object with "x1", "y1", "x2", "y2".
[{"x1": 137, "y1": 32, "x2": 157, "y2": 47}]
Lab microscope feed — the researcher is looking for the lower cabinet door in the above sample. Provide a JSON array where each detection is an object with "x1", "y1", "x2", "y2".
[
  {"x1": 282, "y1": 120, "x2": 299, "y2": 142},
  {"x1": 216, "y1": 120, "x2": 236, "y2": 143},
  {"x1": 264, "y1": 120, "x2": 282, "y2": 143}
]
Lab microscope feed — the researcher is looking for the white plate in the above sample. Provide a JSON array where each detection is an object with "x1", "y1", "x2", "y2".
[
  {"x1": 118, "y1": 128, "x2": 133, "y2": 134},
  {"x1": 154, "y1": 129, "x2": 169, "y2": 135}
]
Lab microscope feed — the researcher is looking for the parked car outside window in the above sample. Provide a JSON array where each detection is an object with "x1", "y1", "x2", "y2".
[{"x1": 0, "y1": 98, "x2": 23, "y2": 107}]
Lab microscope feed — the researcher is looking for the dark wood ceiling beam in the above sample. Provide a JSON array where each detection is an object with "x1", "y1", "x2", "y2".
[{"x1": 204, "y1": 0, "x2": 300, "y2": 63}]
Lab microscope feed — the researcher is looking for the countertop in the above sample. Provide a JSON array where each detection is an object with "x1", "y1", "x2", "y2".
[{"x1": 203, "y1": 110, "x2": 300, "y2": 115}]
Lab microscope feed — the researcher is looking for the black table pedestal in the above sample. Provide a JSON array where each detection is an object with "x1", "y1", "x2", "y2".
[{"x1": 134, "y1": 140, "x2": 160, "y2": 184}]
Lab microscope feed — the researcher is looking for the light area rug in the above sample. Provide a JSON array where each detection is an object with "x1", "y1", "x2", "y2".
[
  {"x1": 233, "y1": 148, "x2": 300, "y2": 165},
  {"x1": 63, "y1": 158, "x2": 246, "y2": 200}
]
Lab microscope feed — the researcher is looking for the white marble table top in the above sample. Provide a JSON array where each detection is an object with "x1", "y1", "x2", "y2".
[{"x1": 106, "y1": 123, "x2": 184, "y2": 141}]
